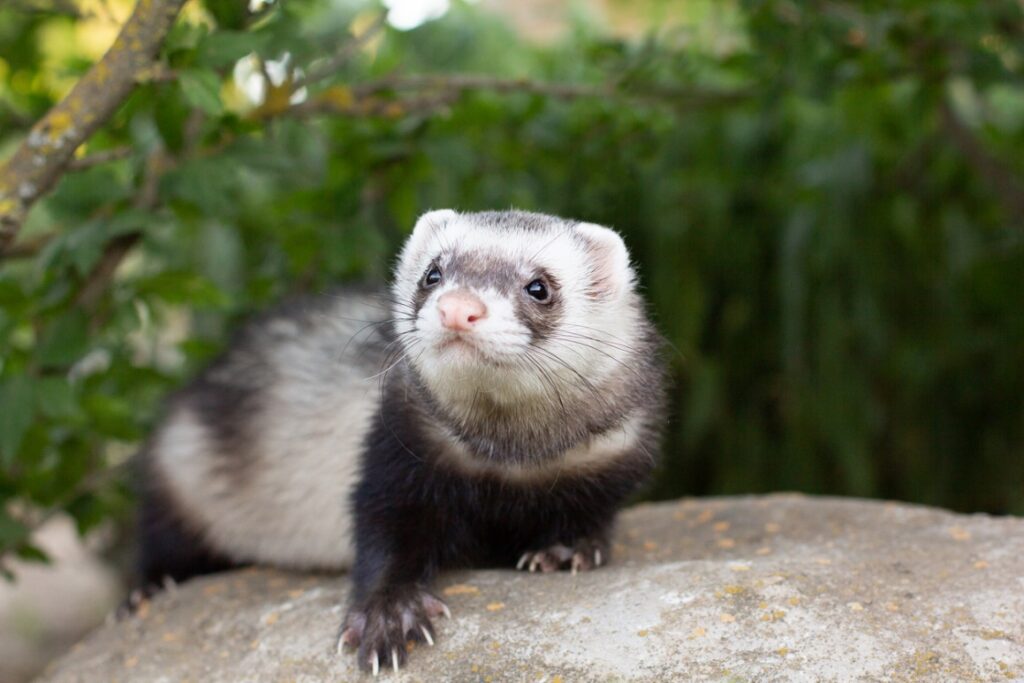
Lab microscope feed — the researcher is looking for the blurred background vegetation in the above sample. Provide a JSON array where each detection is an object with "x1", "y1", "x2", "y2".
[{"x1": 1, "y1": 0, "x2": 1023, "y2": 594}]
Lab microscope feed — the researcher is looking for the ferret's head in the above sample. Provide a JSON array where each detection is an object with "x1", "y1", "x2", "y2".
[{"x1": 391, "y1": 210, "x2": 645, "y2": 419}]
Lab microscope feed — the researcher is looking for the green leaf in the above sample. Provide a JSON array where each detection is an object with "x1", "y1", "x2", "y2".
[
  {"x1": 83, "y1": 394, "x2": 140, "y2": 440},
  {"x1": 0, "y1": 375, "x2": 34, "y2": 466},
  {"x1": 36, "y1": 377, "x2": 79, "y2": 419},
  {"x1": 0, "y1": 511, "x2": 28, "y2": 546},
  {"x1": 0, "y1": 276, "x2": 25, "y2": 309},
  {"x1": 178, "y1": 338, "x2": 222, "y2": 364},
  {"x1": 202, "y1": 0, "x2": 251, "y2": 30},
  {"x1": 35, "y1": 311, "x2": 89, "y2": 368},
  {"x1": 179, "y1": 69, "x2": 224, "y2": 116},
  {"x1": 16, "y1": 544, "x2": 49, "y2": 564},
  {"x1": 135, "y1": 271, "x2": 231, "y2": 308},
  {"x1": 197, "y1": 30, "x2": 268, "y2": 68}
]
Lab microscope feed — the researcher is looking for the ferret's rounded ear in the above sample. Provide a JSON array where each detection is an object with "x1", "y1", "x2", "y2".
[
  {"x1": 400, "y1": 209, "x2": 458, "y2": 263},
  {"x1": 574, "y1": 222, "x2": 635, "y2": 299},
  {"x1": 412, "y1": 209, "x2": 458, "y2": 236}
]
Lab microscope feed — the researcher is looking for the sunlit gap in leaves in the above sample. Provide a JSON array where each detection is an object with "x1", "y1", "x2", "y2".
[
  {"x1": 383, "y1": 0, "x2": 480, "y2": 31},
  {"x1": 232, "y1": 53, "x2": 308, "y2": 107}
]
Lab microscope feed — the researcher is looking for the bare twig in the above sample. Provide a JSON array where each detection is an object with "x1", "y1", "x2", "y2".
[
  {"x1": 282, "y1": 89, "x2": 460, "y2": 119},
  {"x1": 0, "y1": 460, "x2": 131, "y2": 568},
  {"x1": 0, "y1": 0, "x2": 188, "y2": 251},
  {"x1": 940, "y1": 97, "x2": 1024, "y2": 225},
  {"x1": 269, "y1": 73, "x2": 750, "y2": 121},
  {"x1": 0, "y1": 102, "x2": 35, "y2": 129},
  {"x1": 296, "y1": 11, "x2": 389, "y2": 89},
  {"x1": 353, "y1": 74, "x2": 616, "y2": 100},
  {"x1": 137, "y1": 64, "x2": 180, "y2": 83},
  {"x1": 0, "y1": 231, "x2": 56, "y2": 260},
  {"x1": 75, "y1": 148, "x2": 168, "y2": 311},
  {"x1": 67, "y1": 147, "x2": 134, "y2": 171},
  {"x1": 5, "y1": 0, "x2": 83, "y2": 18},
  {"x1": 75, "y1": 233, "x2": 141, "y2": 310},
  {"x1": 95, "y1": 0, "x2": 120, "y2": 24},
  {"x1": 350, "y1": 74, "x2": 753, "y2": 106}
]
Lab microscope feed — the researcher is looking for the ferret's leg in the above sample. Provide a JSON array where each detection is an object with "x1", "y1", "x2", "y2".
[
  {"x1": 515, "y1": 513, "x2": 615, "y2": 575},
  {"x1": 516, "y1": 533, "x2": 611, "y2": 574},
  {"x1": 128, "y1": 466, "x2": 235, "y2": 611},
  {"x1": 137, "y1": 491, "x2": 235, "y2": 586},
  {"x1": 338, "y1": 476, "x2": 447, "y2": 673}
]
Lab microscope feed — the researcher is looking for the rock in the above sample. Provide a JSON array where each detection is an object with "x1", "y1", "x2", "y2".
[
  {"x1": 0, "y1": 516, "x2": 120, "y2": 683},
  {"x1": 38, "y1": 495, "x2": 1024, "y2": 682}
]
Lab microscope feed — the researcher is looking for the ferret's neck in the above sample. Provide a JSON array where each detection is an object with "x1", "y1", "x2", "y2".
[{"x1": 400, "y1": 364, "x2": 624, "y2": 466}]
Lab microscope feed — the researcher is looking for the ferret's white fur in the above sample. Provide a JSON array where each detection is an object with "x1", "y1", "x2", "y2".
[
  {"x1": 151, "y1": 210, "x2": 644, "y2": 569},
  {"x1": 394, "y1": 210, "x2": 643, "y2": 418},
  {"x1": 153, "y1": 296, "x2": 384, "y2": 569}
]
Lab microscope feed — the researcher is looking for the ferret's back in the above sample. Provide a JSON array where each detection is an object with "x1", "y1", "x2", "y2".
[{"x1": 144, "y1": 291, "x2": 390, "y2": 570}]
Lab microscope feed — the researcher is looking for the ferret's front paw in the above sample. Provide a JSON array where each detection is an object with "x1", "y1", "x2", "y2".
[
  {"x1": 337, "y1": 588, "x2": 450, "y2": 675},
  {"x1": 112, "y1": 577, "x2": 177, "y2": 621},
  {"x1": 516, "y1": 538, "x2": 608, "y2": 575}
]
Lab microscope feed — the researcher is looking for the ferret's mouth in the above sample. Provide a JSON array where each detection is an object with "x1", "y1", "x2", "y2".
[{"x1": 434, "y1": 335, "x2": 509, "y2": 367}]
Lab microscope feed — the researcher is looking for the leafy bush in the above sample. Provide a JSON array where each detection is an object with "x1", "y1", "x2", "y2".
[{"x1": 1, "y1": 0, "x2": 1022, "y2": 571}]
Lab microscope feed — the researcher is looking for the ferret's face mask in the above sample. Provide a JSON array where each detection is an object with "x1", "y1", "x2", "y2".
[{"x1": 391, "y1": 210, "x2": 639, "y2": 408}]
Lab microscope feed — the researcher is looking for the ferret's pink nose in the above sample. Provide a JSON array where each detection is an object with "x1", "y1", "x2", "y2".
[{"x1": 437, "y1": 290, "x2": 487, "y2": 331}]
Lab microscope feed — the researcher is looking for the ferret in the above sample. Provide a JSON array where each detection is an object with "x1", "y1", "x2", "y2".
[{"x1": 135, "y1": 209, "x2": 666, "y2": 674}]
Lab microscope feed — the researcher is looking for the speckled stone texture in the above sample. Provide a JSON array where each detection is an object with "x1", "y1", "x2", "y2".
[{"x1": 38, "y1": 495, "x2": 1024, "y2": 682}]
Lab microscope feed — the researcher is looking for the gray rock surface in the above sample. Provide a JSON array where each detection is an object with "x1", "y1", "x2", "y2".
[
  {"x1": 1, "y1": 516, "x2": 120, "y2": 683},
  {"x1": 39, "y1": 495, "x2": 1024, "y2": 682}
]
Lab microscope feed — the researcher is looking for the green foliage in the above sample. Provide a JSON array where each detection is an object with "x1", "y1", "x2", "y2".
[{"x1": 0, "y1": 0, "x2": 1022, "y2": 570}]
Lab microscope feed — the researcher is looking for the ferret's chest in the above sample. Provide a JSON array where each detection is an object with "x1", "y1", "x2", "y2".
[{"x1": 425, "y1": 471, "x2": 616, "y2": 566}]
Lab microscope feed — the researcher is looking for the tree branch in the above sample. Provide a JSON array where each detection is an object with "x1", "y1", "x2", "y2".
[
  {"x1": 0, "y1": 0, "x2": 187, "y2": 251},
  {"x1": 295, "y1": 11, "x2": 388, "y2": 89},
  {"x1": 75, "y1": 145, "x2": 170, "y2": 312},
  {"x1": 0, "y1": 231, "x2": 55, "y2": 260},
  {"x1": 0, "y1": 460, "x2": 130, "y2": 571},
  {"x1": 354, "y1": 74, "x2": 615, "y2": 100},
  {"x1": 75, "y1": 110, "x2": 203, "y2": 314},
  {"x1": 269, "y1": 74, "x2": 750, "y2": 120},
  {"x1": 351, "y1": 74, "x2": 753, "y2": 105},
  {"x1": 940, "y1": 97, "x2": 1024, "y2": 225},
  {"x1": 5, "y1": 0, "x2": 83, "y2": 18},
  {"x1": 67, "y1": 146, "x2": 134, "y2": 171}
]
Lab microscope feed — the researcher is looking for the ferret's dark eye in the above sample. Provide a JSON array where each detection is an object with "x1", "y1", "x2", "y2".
[
  {"x1": 525, "y1": 279, "x2": 549, "y2": 302},
  {"x1": 423, "y1": 265, "x2": 442, "y2": 288}
]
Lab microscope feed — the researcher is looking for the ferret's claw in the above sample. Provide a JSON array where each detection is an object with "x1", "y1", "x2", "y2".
[
  {"x1": 420, "y1": 591, "x2": 451, "y2": 620},
  {"x1": 391, "y1": 647, "x2": 399, "y2": 673},
  {"x1": 371, "y1": 652, "x2": 379, "y2": 677},
  {"x1": 518, "y1": 540, "x2": 607, "y2": 575},
  {"x1": 421, "y1": 625, "x2": 434, "y2": 646},
  {"x1": 336, "y1": 627, "x2": 358, "y2": 654},
  {"x1": 517, "y1": 552, "x2": 530, "y2": 570}
]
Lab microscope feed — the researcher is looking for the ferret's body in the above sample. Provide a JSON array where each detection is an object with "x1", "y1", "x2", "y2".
[
  {"x1": 136, "y1": 210, "x2": 666, "y2": 674},
  {"x1": 138, "y1": 295, "x2": 387, "y2": 581}
]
